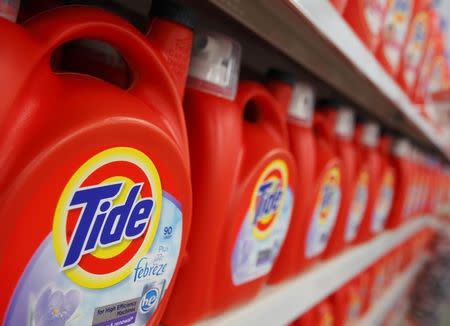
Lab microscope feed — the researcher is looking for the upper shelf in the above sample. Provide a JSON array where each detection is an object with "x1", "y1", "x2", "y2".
[{"x1": 207, "y1": 0, "x2": 449, "y2": 159}]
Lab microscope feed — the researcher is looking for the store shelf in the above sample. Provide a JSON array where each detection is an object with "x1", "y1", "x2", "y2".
[
  {"x1": 196, "y1": 218, "x2": 434, "y2": 326},
  {"x1": 207, "y1": 0, "x2": 449, "y2": 159},
  {"x1": 358, "y1": 255, "x2": 428, "y2": 326}
]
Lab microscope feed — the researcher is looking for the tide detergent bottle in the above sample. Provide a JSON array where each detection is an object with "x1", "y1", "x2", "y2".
[
  {"x1": 266, "y1": 72, "x2": 342, "y2": 279},
  {"x1": 412, "y1": 10, "x2": 442, "y2": 106},
  {"x1": 353, "y1": 119, "x2": 382, "y2": 243},
  {"x1": 343, "y1": 0, "x2": 389, "y2": 51},
  {"x1": 294, "y1": 101, "x2": 343, "y2": 269},
  {"x1": 162, "y1": 34, "x2": 296, "y2": 325},
  {"x1": 265, "y1": 71, "x2": 317, "y2": 284},
  {"x1": 397, "y1": 0, "x2": 433, "y2": 96},
  {"x1": 369, "y1": 132, "x2": 396, "y2": 235},
  {"x1": 0, "y1": 3, "x2": 194, "y2": 326},
  {"x1": 386, "y1": 138, "x2": 413, "y2": 229},
  {"x1": 313, "y1": 101, "x2": 370, "y2": 258},
  {"x1": 375, "y1": 0, "x2": 416, "y2": 77}
]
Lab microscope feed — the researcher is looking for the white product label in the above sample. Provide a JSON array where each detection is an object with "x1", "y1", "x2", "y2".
[
  {"x1": 402, "y1": 12, "x2": 429, "y2": 87},
  {"x1": 345, "y1": 169, "x2": 369, "y2": 242},
  {"x1": 364, "y1": 0, "x2": 388, "y2": 35},
  {"x1": 5, "y1": 147, "x2": 183, "y2": 326},
  {"x1": 371, "y1": 168, "x2": 395, "y2": 232},
  {"x1": 306, "y1": 166, "x2": 342, "y2": 258},
  {"x1": 382, "y1": 0, "x2": 413, "y2": 69},
  {"x1": 231, "y1": 160, "x2": 293, "y2": 285}
]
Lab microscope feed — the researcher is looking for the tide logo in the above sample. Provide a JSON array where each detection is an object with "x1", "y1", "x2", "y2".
[
  {"x1": 53, "y1": 147, "x2": 162, "y2": 289},
  {"x1": 249, "y1": 160, "x2": 288, "y2": 240},
  {"x1": 317, "y1": 167, "x2": 341, "y2": 226}
]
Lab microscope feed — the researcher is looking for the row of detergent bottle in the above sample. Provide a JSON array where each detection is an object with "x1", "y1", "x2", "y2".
[
  {"x1": 0, "y1": 1, "x2": 449, "y2": 326},
  {"x1": 290, "y1": 226, "x2": 435, "y2": 326},
  {"x1": 330, "y1": 0, "x2": 450, "y2": 116}
]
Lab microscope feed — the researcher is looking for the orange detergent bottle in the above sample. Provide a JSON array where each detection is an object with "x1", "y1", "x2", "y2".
[
  {"x1": 291, "y1": 103, "x2": 344, "y2": 270},
  {"x1": 265, "y1": 71, "x2": 317, "y2": 284},
  {"x1": 386, "y1": 138, "x2": 413, "y2": 228},
  {"x1": 376, "y1": 0, "x2": 416, "y2": 77},
  {"x1": 396, "y1": 0, "x2": 433, "y2": 96},
  {"x1": 353, "y1": 120, "x2": 382, "y2": 243},
  {"x1": 344, "y1": 0, "x2": 389, "y2": 51},
  {"x1": 163, "y1": 35, "x2": 296, "y2": 325},
  {"x1": 0, "y1": 3, "x2": 194, "y2": 326},
  {"x1": 369, "y1": 132, "x2": 396, "y2": 235},
  {"x1": 313, "y1": 102, "x2": 371, "y2": 258},
  {"x1": 332, "y1": 281, "x2": 362, "y2": 326}
]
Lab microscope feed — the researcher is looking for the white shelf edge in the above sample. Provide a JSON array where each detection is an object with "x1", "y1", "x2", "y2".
[
  {"x1": 284, "y1": 0, "x2": 449, "y2": 158},
  {"x1": 358, "y1": 255, "x2": 428, "y2": 326},
  {"x1": 196, "y1": 217, "x2": 434, "y2": 326}
]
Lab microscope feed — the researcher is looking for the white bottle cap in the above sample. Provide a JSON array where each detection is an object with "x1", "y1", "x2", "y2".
[
  {"x1": 392, "y1": 138, "x2": 411, "y2": 157},
  {"x1": 0, "y1": 0, "x2": 20, "y2": 22},
  {"x1": 335, "y1": 107, "x2": 355, "y2": 139},
  {"x1": 362, "y1": 121, "x2": 380, "y2": 147},
  {"x1": 188, "y1": 32, "x2": 241, "y2": 100},
  {"x1": 288, "y1": 82, "x2": 315, "y2": 125}
]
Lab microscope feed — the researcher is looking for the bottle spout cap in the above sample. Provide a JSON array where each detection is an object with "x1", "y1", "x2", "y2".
[
  {"x1": 335, "y1": 107, "x2": 355, "y2": 139},
  {"x1": 392, "y1": 138, "x2": 411, "y2": 157},
  {"x1": 288, "y1": 82, "x2": 315, "y2": 124},
  {"x1": 0, "y1": 0, "x2": 20, "y2": 22},
  {"x1": 188, "y1": 32, "x2": 241, "y2": 100},
  {"x1": 361, "y1": 121, "x2": 380, "y2": 147}
]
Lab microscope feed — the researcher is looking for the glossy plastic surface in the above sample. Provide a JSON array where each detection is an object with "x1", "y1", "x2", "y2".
[{"x1": 0, "y1": 7, "x2": 192, "y2": 325}]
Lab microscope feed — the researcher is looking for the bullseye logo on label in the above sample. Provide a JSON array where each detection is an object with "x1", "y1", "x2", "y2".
[
  {"x1": 249, "y1": 160, "x2": 288, "y2": 240},
  {"x1": 53, "y1": 147, "x2": 162, "y2": 289},
  {"x1": 316, "y1": 166, "x2": 341, "y2": 226}
]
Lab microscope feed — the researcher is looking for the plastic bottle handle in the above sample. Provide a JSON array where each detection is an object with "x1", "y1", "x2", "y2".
[
  {"x1": 23, "y1": 6, "x2": 182, "y2": 123},
  {"x1": 236, "y1": 81, "x2": 288, "y2": 140}
]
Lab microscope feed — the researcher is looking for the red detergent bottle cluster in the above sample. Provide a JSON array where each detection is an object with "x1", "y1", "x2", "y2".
[
  {"x1": 162, "y1": 33, "x2": 297, "y2": 325},
  {"x1": 0, "y1": 1, "x2": 195, "y2": 325},
  {"x1": 344, "y1": 0, "x2": 389, "y2": 51},
  {"x1": 353, "y1": 119, "x2": 382, "y2": 243}
]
